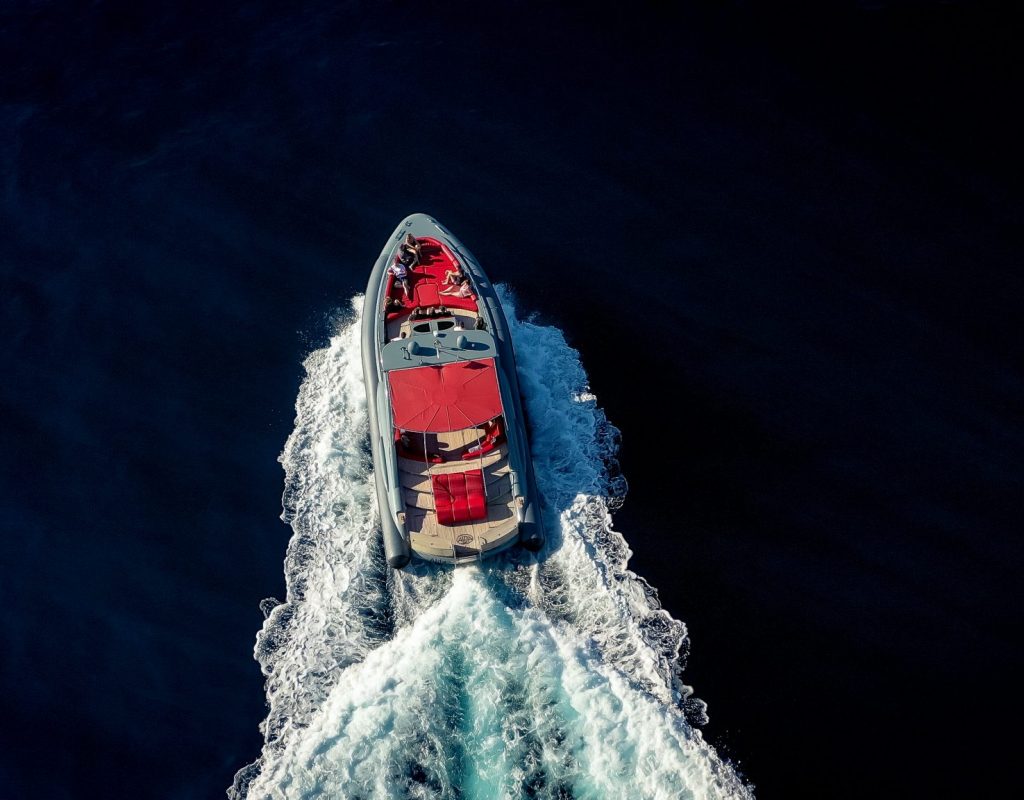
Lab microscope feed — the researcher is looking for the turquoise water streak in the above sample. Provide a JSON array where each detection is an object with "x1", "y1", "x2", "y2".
[{"x1": 231, "y1": 290, "x2": 751, "y2": 799}]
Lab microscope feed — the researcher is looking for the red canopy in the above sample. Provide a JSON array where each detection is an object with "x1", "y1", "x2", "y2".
[{"x1": 388, "y1": 358, "x2": 503, "y2": 433}]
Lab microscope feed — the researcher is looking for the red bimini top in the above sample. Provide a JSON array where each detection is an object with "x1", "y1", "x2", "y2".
[{"x1": 388, "y1": 358, "x2": 503, "y2": 433}]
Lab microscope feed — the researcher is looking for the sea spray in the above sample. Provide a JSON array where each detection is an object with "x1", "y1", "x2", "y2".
[{"x1": 230, "y1": 291, "x2": 751, "y2": 799}]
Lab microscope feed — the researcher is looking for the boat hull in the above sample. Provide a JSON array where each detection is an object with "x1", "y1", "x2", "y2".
[{"x1": 361, "y1": 214, "x2": 544, "y2": 567}]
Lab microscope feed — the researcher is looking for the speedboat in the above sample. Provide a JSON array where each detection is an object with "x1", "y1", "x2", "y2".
[{"x1": 361, "y1": 214, "x2": 545, "y2": 567}]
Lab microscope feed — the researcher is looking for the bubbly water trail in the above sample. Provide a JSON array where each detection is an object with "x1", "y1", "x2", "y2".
[{"x1": 230, "y1": 290, "x2": 752, "y2": 799}]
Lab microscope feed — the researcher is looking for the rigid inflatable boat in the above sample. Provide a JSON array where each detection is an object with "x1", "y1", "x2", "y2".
[{"x1": 361, "y1": 214, "x2": 545, "y2": 568}]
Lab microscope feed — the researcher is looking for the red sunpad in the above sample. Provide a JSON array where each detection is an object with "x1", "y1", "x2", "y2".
[
  {"x1": 414, "y1": 282, "x2": 441, "y2": 307},
  {"x1": 432, "y1": 469, "x2": 487, "y2": 526},
  {"x1": 382, "y1": 238, "x2": 479, "y2": 315}
]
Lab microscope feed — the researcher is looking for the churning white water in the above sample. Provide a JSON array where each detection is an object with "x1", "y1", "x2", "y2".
[{"x1": 229, "y1": 289, "x2": 752, "y2": 800}]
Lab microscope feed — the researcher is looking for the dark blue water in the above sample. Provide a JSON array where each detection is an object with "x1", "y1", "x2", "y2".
[{"x1": 2, "y1": 2, "x2": 1021, "y2": 798}]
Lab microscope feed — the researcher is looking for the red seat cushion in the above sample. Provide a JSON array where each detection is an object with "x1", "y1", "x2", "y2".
[
  {"x1": 461, "y1": 419, "x2": 505, "y2": 460},
  {"x1": 381, "y1": 238, "x2": 480, "y2": 318},
  {"x1": 414, "y1": 282, "x2": 441, "y2": 307},
  {"x1": 461, "y1": 439, "x2": 495, "y2": 459},
  {"x1": 431, "y1": 469, "x2": 487, "y2": 526}
]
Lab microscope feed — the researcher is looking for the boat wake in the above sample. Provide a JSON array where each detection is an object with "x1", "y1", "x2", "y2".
[{"x1": 230, "y1": 289, "x2": 752, "y2": 799}]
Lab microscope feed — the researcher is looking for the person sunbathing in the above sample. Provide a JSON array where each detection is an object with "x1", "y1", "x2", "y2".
[
  {"x1": 388, "y1": 256, "x2": 411, "y2": 299},
  {"x1": 399, "y1": 234, "x2": 422, "y2": 267},
  {"x1": 443, "y1": 262, "x2": 465, "y2": 285},
  {"x1": 440, "y1": 275, "x2": 474, "y2": 299}
]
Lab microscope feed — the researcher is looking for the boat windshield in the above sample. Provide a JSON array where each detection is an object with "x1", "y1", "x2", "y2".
[{"x1": 410, "y1": 318, "x2": 457, "y2": 334}]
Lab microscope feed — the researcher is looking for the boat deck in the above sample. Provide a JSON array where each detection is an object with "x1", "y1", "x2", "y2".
[{"x1": 398, "y1": 445, "x2": 519, "y2": 560}]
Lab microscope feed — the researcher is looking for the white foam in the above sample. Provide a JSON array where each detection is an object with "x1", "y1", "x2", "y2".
[{"x1": 230, "y1": 290, "x2": 752, "y2": 800}]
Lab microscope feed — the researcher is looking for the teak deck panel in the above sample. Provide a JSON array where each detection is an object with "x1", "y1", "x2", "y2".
[{"x1": 397, "y1": 445, "x2": 519, "y2": 559}]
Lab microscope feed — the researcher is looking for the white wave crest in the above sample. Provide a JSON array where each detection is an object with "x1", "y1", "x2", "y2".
[{"x1": 230, "y1": 290, "x2": 752, "y2": 800}]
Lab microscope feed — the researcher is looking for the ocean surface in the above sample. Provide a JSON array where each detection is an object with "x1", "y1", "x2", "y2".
[{"x1": 1, "y1": 2, "x2": 1021, "y2": 799}]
